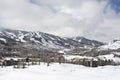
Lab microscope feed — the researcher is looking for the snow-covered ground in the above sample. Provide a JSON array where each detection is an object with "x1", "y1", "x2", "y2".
[{"x1": 0, "y1": 63, "x2": 120, "y2": 80}]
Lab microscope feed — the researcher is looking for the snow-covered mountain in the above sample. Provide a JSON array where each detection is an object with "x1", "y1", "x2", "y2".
[
  {"x1": 99, "y1": 39, "x2": 120, "y2": 50},
  {"x1": 81, "y1": 39, "x2": 120, "y2": 57},
  {"x1": 0, "y1": 29, "x2": 104, "y2": 49},
  {"x1": 72, "y1": 37, "x2": 104, "y2": 47},
  {"x1": 0, "y1": 28, "x2": 120, "y2": 66}
]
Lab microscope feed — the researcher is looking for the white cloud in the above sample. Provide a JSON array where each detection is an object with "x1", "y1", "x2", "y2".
[{"x1": 0, "y1": 0, "x2": 120, "y2": 42}]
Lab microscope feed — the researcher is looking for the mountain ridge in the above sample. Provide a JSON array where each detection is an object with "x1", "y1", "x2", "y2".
[{"x1": 0, "y1": 28, "x2": 104, "y2": 49}]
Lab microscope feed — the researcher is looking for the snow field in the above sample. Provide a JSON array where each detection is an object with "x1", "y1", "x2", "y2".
[{"x1": 0, "y1": 63, "x2": 120, "y2": 80}]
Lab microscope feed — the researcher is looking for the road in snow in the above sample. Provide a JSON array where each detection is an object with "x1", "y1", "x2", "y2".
[{"x1": 0, "y1": 63, "x2": 120, "y2": 80}]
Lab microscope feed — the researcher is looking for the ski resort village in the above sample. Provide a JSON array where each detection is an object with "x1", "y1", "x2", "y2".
[{"x1": 0, "y1": 0, "x2": 120, "y2": 80}]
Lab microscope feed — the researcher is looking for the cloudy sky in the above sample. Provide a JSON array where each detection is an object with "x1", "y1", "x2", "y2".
[{"x1": 0, "y1": 0, "x2": 120, "y2": 42}]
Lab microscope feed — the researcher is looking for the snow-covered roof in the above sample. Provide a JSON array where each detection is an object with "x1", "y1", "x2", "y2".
[
  {"x1": 4, "y1": 57, "x2": 22, "y2": 61},
  {"x1": 64, "y1": 55, "x2": 94, "y2": 61},
  {"x1": 58, "y1": 50, "x2": 65, "y2": 54}
]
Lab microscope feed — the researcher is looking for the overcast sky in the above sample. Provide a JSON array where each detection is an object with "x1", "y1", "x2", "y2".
[{"x1": 0, "y1": 0, "x2": 120, "y2": 42}]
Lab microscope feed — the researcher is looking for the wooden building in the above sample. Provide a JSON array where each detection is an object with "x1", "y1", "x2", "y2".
[{"x1": 2, "y1": 57, "x2": 21, "y2": 66}]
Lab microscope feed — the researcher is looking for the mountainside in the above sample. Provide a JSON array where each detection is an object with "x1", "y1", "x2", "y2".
[
  {"x1": 82, "y1": 39, "x2": 120, "y2": 57},
  {"x1": 99, "y1": 40, "x2": 120, "y2": 50},
  {"x1": 0, "y1": 29, "x2": 104, "y2": 49},
  {"x1": 72, "y1": 37, "x2": 104, "y2": 47},
  {"x1": 0, "y1": 28, "x2": 120, "y2": 66}
]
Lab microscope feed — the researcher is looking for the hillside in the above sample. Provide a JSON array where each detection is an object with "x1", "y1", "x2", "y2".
[{"x1": 0, "y1": 29, "x2": 104, "y2": 49}]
